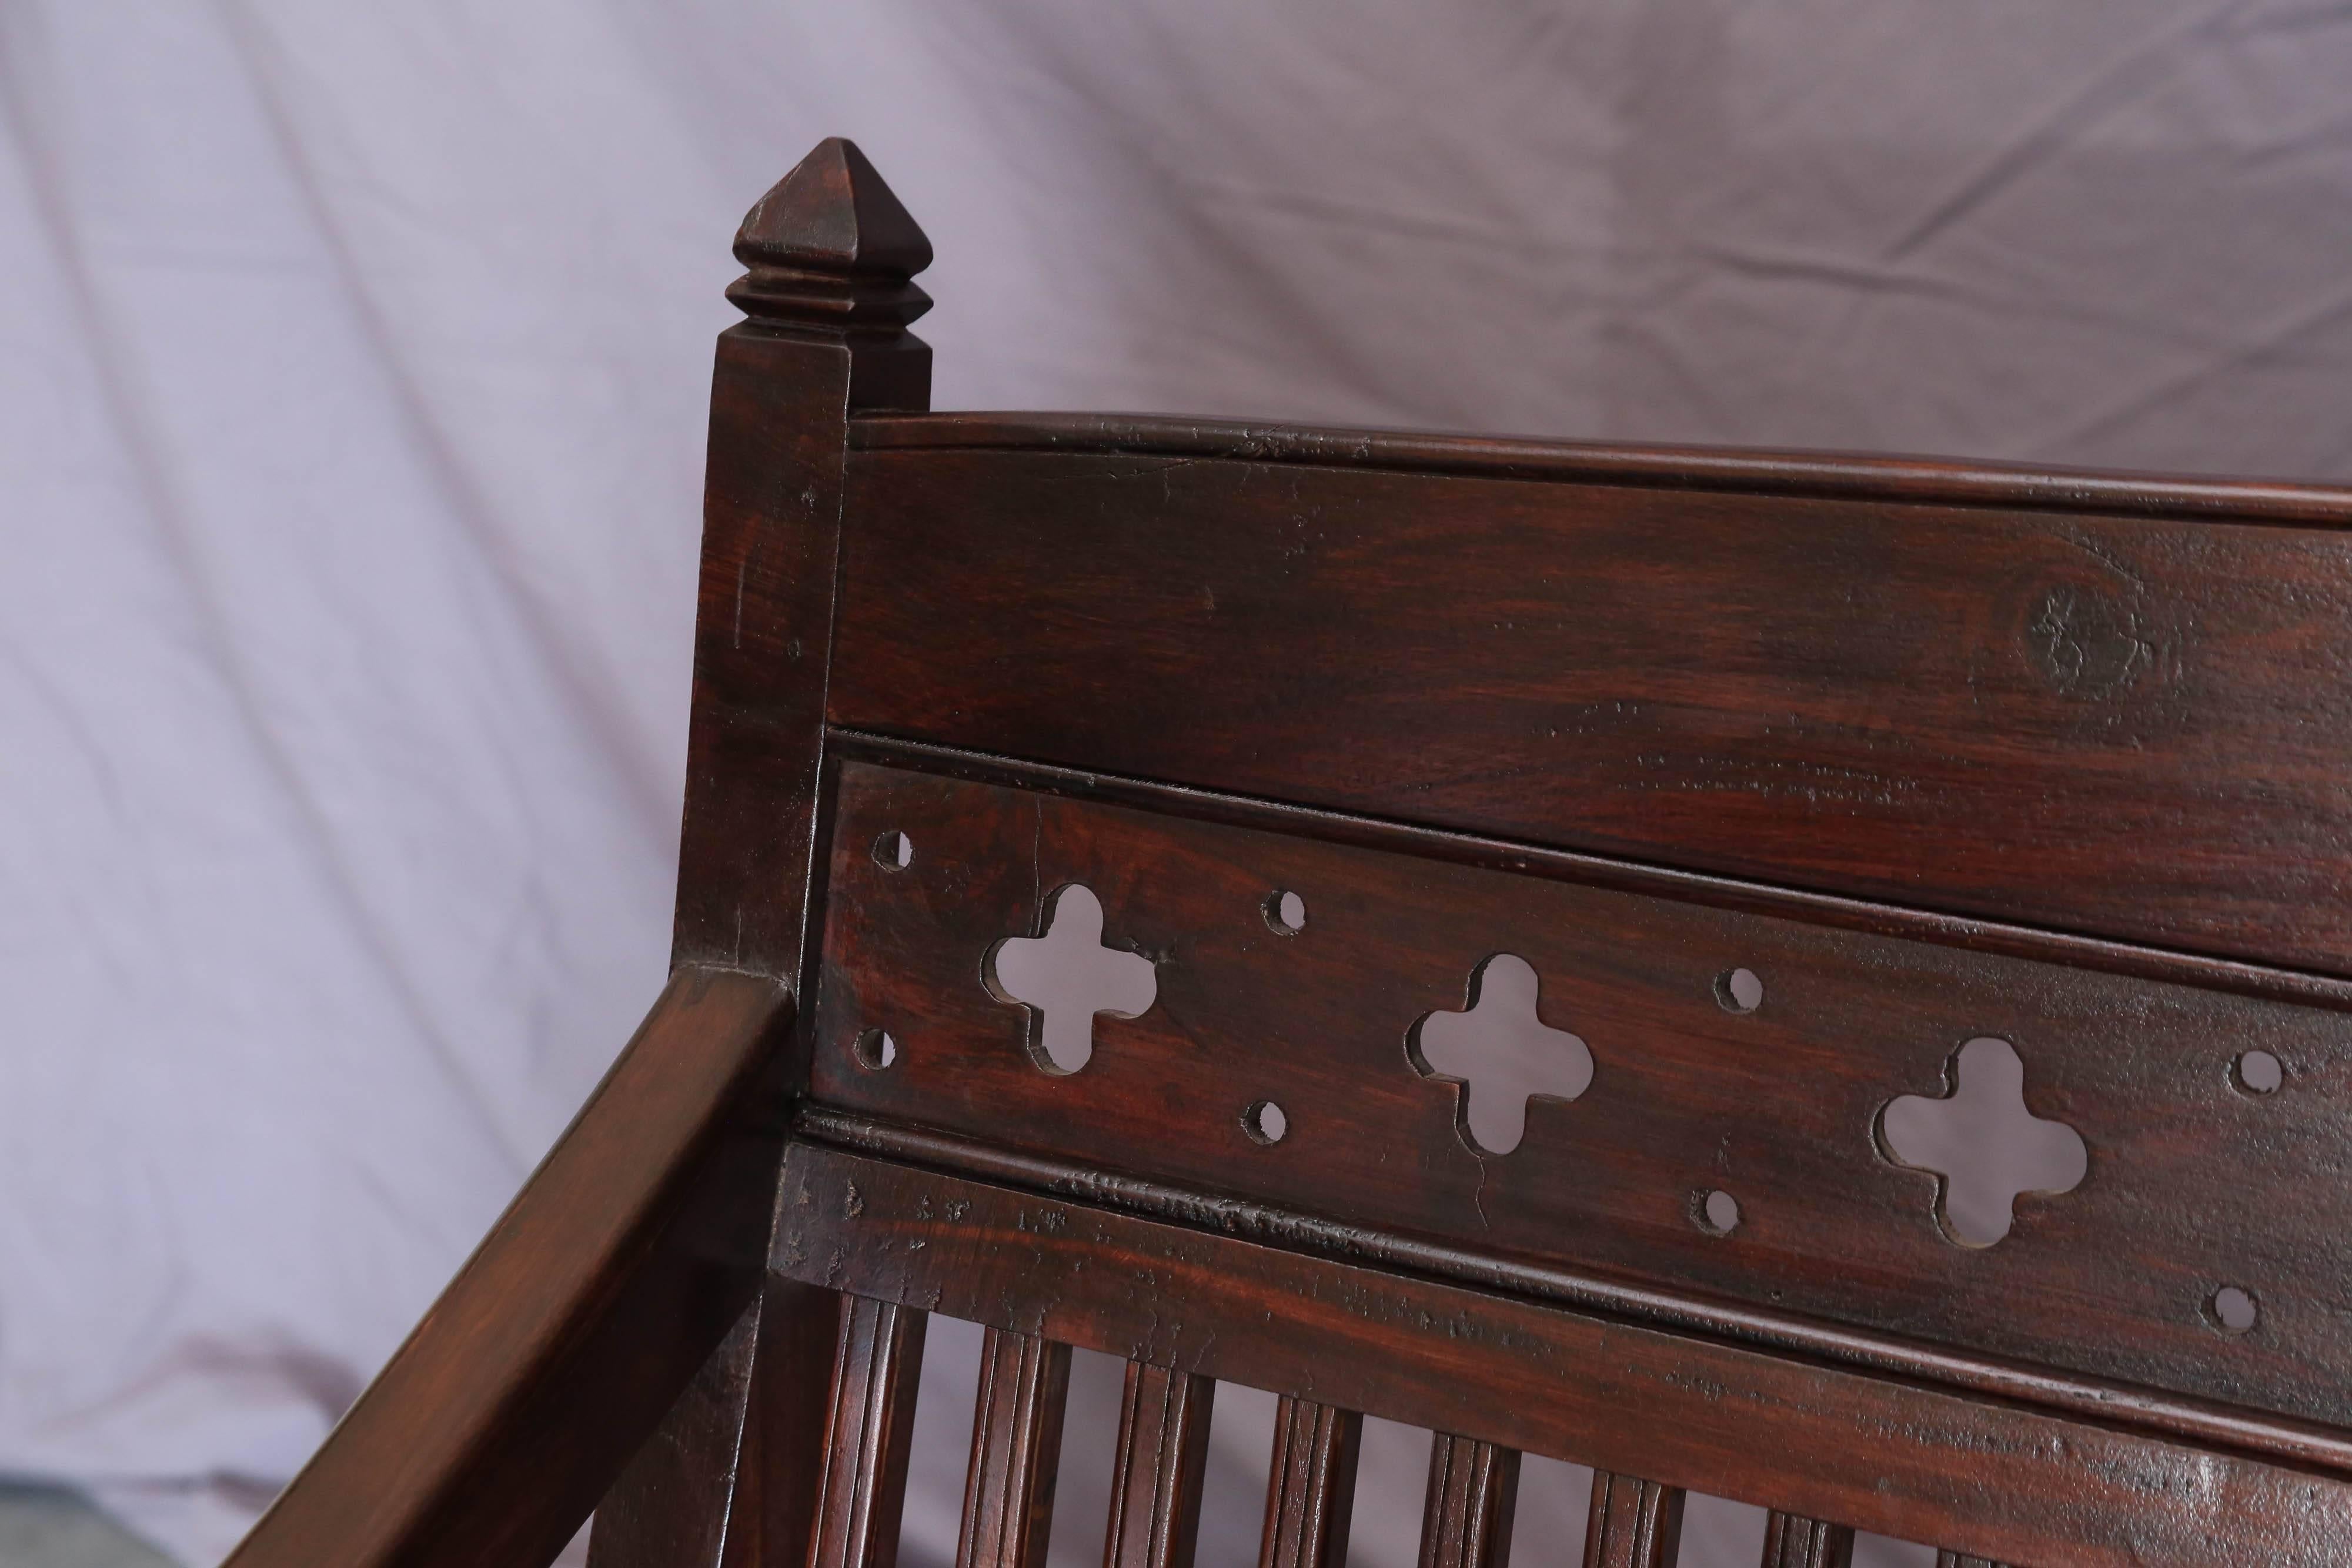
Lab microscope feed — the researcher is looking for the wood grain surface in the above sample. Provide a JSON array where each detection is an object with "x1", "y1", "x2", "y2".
[
  {"x1": 810, "y1": 756, "x2": 2352, "y2": 1429},
  {"x1": 773, "y1": 1140, "x2": 2352, "y2": 1567},
  {"x1": 228, "y1": 967, "x2": 791, "y2": 1568},
  {"x1": 831, "y1": 440, "x2": 2352, "y2": 976}
]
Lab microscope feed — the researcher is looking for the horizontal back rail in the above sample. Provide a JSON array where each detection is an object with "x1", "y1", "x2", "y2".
[
  {"x1": 773, "y1": 1139, "x2": 2352, "y2": 1567},
  {"x1": 810, "y1": 755, "x2": 2352, "y2": 1429},
  {"x1": 831, "y1": 433, "x2": 2352, "y2": 976}
]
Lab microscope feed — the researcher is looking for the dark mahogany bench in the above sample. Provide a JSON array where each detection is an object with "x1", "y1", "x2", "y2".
[{"x1": 228, "y1": 138, "x2": 2352, "y2": 1568}]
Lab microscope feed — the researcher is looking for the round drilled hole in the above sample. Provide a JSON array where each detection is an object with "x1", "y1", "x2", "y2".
[
  {"x1": 1714, "y1": 967, "x2": 1765, "y2": 1014},
  {"x1": 1693, "y1": 1188, "x2": 1741, "y2": 1236},
  {"x1": 2208, "y1": 1285, "x2": 2259, "y2": 1335},
  {"x1": 871, "y1": 830, "x2": 913, "y2": 870},
  {"x1": 2234, "y1": 1049, "x2": 2283, "y2": 1095},
  {"x1": 1242, "y1": 1100, "x2": 1289, "y2": 1145},
  {"x1": 851, "y1": 1028, "x2": 898, "y2": 1071},
  {"x1": 1263, "y1": 890, "x2": 1308, "y2": 935}
]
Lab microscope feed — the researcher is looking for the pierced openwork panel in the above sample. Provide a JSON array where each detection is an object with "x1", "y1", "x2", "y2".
[{"x1": 810, "y1": 750, "x2": 2352, "y2": 1431}]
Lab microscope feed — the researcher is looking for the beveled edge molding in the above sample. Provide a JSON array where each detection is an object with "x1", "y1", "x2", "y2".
[
  {"x1": 848, "y1": 412, "x2": 2352, "y2": 530},
  {"x1": 791, "y1": 1103, "x2": 2352, "y2": 1481}
]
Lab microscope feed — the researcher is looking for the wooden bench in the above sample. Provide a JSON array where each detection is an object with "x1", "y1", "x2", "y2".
[{"x1": 229, "y1": 138, "x2": 2352, "y2": 1568}]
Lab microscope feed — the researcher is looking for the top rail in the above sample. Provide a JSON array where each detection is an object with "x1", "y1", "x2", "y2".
[{"x1": 852, "y1": 412, "x2": 2352, "y2": 529}]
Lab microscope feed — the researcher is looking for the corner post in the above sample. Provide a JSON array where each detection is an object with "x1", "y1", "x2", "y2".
[
  {"x1": 671, "y1": 134, "x2": 933, "y2": 977},
  {"x1": 592, "y1": 138, "x2": 933, "y2": 1568}
]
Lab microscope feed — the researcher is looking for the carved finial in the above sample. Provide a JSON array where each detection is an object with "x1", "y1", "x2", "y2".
[{"x1": 727, "y1": 138, "x2": 933, "y2": 336}]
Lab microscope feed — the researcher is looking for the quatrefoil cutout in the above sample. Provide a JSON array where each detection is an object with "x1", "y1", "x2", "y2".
[
  {"x1": 984, "y1": 883, "x2": 1158, "y2": 1075},
  {"x1": 1409, "y1": 954, "x2": 1595, "y2": 1156},
  {"x1": 1878, "y1": 1036, "x2": 2088, "y2": 1247}
]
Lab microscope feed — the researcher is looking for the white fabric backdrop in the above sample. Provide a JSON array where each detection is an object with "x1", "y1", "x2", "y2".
[{"x1": 4, "y1": 2, "x2": 2351, "y2": 1563}]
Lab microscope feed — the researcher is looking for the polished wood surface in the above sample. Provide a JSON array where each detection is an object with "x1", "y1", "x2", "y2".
[
  {"x1": 1758, "y1": 1513, "x2": 1854, "y2": 1568},
  {"x1": 590, "y1": 1280, "x2": 841, "y2": 1568},
  {"x1": 226, "y1": 965, "x2": 791, "y2": 1568},
  {"x1": 772, "y1": 1137, "x2": 2352, "y2": 1566},
  {"x1": 1104, "y1": 1362, "x2": 1217, "y2": 1568},
  {"x1": 851, "y1": 409, "x2": 2352, "y2": 526},
  {"x1": 808, "y1": 1296, "x2": 929, "y2": 1568},
  {"x1": 958, "y1": 1329, "x2": 1072, "y2": 1568},
  {"x1": 1417, "y1": 1436, "x2": 1519, "y2": 1568},
  {"x1": 1585, "y1": 1473, "x2": 1685, "y2": 1568},
  {"x1": 831, "y1": 439, "x2": 2352, "y2": 977},
  {"x1": 795, "y1": 1106, "x2": 2352, "y2": 1478},
  {"x1": 810, "y1": 753, "x2": 2351, "y2": 1429},
  {"x1": 597, "y1": 135, "x2": 941, "y2": 1568},
  {"x1": 1260, "y1": 1398, "x2": 1360, "y2": 1568}
]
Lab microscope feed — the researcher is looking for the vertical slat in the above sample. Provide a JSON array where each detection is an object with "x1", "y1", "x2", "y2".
[
  {"x1": 1418, "y1": 1435, "x2": 1521, "y2": 1568},
  {"x1": 1104, "y1": 1362, "x2": 1218, "y2": 1568},
  {"x1": 1259, "y1": 1398, "x2": 1363, "y2": 1568},
  {"x1": 1584, "y1": 1471, "x2": 1685, "y2": 1568},
  {"x1": 1760, "y1": 1513, "x2": 1853, "y2": 1568},
  {"x1": 958, "y1": 1328, "x2": 1073, "y2": 1568},
  {"x1": 809, "y1": 1295, "x2": 930, "y2": 1568}
]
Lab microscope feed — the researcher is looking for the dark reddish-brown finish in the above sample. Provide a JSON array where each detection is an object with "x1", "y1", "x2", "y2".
[
  {"x1": 1105, "y1": 1362, "x2": 1218, "y2": 1568},
  {"x1": 225, "y1": 966, "x2": 790, "y2": 1568},
  {"x1": 853, "y1": 410, "x2": 2352, "y2": 526},
  {"x1": 1759, "y1": 1513, "x2": 1853, "y2": 1568},
  {"x1": 1261, "y1": 1398, "x2": 1360, "y2": 1568},
  {"x1": 602, "y1": 137, "x2": 941, "y2": 1568},
  {"x1": 1418, "y1": 1436, "x2": 1519, "y2": 1568},
  {"x1": 674, "y1": 135, "x2": 932, "y2": 979},
  {"x1": 592, "y1": 1280, "x2": 843, "y2": 1568},
  {"x1": 1585, "y1": 1473, "x2": 1685, "y2": 1568},
  {"x1": 810, "y1": 754, "x2": 2352, "y2": 1430},
  {"x1": 830, "y1": 437, "x2": 2352, "y2": 978},
  {"x1": 228, "y1": 138, "x2": 2352, "y2": 1568},
  {"x1": 808, "y1": 1295, "x2": 929, "y2": 1568},
  {"x1": 958, "y1": 1329, "x2": 1071, "y2": 1568},
  {"x1": 772, "y1": 1139, "x2": 2352, "y2": 1566}
]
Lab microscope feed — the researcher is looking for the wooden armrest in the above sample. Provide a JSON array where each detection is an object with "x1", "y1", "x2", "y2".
[{"x1": 226, "y1": 964, "x2": 794, "y2": 1568}]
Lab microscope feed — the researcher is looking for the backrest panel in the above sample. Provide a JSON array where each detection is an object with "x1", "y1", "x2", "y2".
[
  {"x1": 604, "y1": 149, "x2": 2352, "y2": 1568},
  {"x1": 831, "y1": 433, "x2": 2352, "y2": 975},
  {"x1": 809, "y1": 750, "x2": 2352, "y2": 1431}
]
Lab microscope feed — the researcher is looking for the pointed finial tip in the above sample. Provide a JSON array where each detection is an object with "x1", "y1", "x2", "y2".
[{"x1": 734, "y1": 138, "x2": 933, "y2": 277}]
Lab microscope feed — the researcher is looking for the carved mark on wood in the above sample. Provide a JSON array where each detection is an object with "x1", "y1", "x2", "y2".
[
  {"x1": 2026, "y1": 582, "x2": 2147, "y2": 699},
  {"x1": 984, "y1": 884, "x2": 1158, "y2": 1074},
  {"x1": 1878, "y1": 1037, "x2": 2087, "y2": 1247},
  {"x1": 1409, "y1": 954, "x2": 1594, "y2": 1155}
]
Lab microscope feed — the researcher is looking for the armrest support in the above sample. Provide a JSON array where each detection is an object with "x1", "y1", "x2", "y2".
[{"x1": 227, "y1": 964, "x2": 794, "y2": 1568}]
